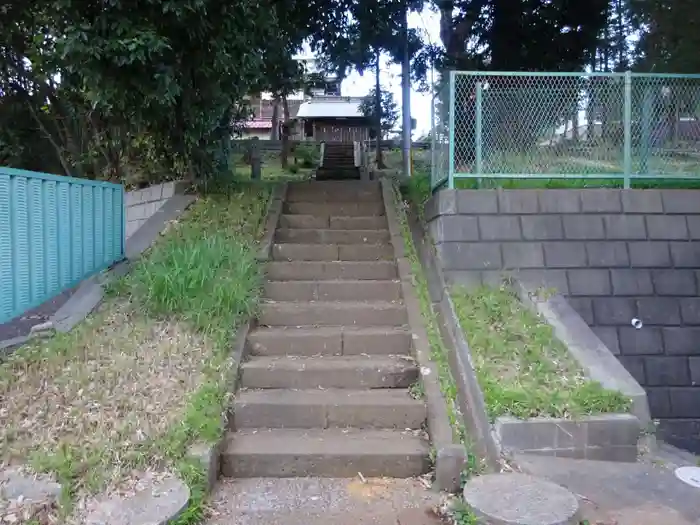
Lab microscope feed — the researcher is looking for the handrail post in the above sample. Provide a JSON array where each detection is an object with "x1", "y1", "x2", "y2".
[{"x1": 623, "y1": 70, "x2": 632, "y2": 189}]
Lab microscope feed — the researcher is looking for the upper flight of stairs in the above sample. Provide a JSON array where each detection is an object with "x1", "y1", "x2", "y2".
[
  {"x1": 316, "y1": 143, "x2": 360, "y2": 181},
  {"x1": 220, "y1": 180, "x2": 430, "y2": 478}
]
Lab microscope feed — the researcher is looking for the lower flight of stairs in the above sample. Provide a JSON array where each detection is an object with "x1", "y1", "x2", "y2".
[
  {"x1": 316, "y1": 143, "x2": 360, "y2": 181},
  {"x1": 220, "y1": 180, "x2": 430, "y2": 478}
]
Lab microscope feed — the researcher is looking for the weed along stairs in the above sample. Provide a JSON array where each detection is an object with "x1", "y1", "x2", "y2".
[{"x1": 221, "y1": 181, "x2": 430, "y2": 479}]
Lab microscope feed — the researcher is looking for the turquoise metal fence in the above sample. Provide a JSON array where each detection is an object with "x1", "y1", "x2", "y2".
[
  {"x1": 0, "y1": 167, "x2": 125, "y2": 324},
  {"x1": 431, "y1": 71, "x2": 700, "y2": 190}
]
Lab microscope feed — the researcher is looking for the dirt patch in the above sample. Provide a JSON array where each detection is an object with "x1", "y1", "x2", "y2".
[
  {"x1": 0, "y1": 300, "x2": 215, "y2": 493},
  {"x1": 0, "y1": 287, "x2": 76, "y2": 344}
]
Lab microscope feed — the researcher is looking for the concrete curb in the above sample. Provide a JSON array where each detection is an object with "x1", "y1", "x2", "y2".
[
  {"x1": 405, "y1": 198, "x2": 502, "y2": 471},
  {"x1": 256, "y1": 183, "x2": 288, "y2": 261},
  {"x1": 380, "y1": 179, "x2": 467, "y2": 492}
]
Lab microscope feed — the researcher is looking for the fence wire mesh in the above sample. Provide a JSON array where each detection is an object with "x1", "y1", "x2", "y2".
[
  {"x1": 430, "y1": 81, "x2": 450, "y2": 188},
  {"x1": 431, "y1": 71, "x2": 700, "y2": 189}
]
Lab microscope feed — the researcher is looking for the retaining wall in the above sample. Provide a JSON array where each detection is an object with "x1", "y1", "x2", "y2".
[
  {"x1": 425, "y1": 188, "x2": 700, "y2": 453},
  {"x1": 125, "y1": 181, "x2": 186, "y2": 239}
]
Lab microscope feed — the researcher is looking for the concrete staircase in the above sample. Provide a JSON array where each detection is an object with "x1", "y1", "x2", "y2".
[
  {"x1": 221, "y1": 181, "x2": 430, "y2": 478},
  {"x1": 316, "y1": 143, "x2": 360, "y2": 181}
]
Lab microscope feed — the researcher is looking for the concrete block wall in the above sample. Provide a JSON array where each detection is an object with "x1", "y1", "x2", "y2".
[
  {"x1": 425, "y1": 188, "x2": 700, "y2": 453},
  {"x1": 125, "y1": 181, "x2": 185, "y2": 239}
]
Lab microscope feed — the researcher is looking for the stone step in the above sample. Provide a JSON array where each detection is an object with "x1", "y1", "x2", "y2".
[
  {"x1": 315, "y1": 170, "x2": 361, "y2": 182},
  {"x1": 286, "y1": 184, "x2": 379, "y2": 202},
  {"x1": 220, "y1": 428, "x2": 430, "y2": 478},
  {"x1": 275, "y1": 228, "x2": 390, "y2": 244},
  {"x1": 259, "y1": 301, "x2": 406, "y2": 327},
  {"x1": 266, "y1": 261, "x2": 397, "y2": 281},
  {"x1": 284, "y1": 202, "x2": 385, "y2": 217},
  {"x1": 231, "y1": 389, "x2": 426, "y2": 430},
  {"x1": 280, "y1": 215, "x2": 387, "y2": 230},
  {"x1": 272, "y1": 243, "x2": 394, "y2": 262},
  {"x1": 247, "y1": 326, "x2": 411, "y2": 356},
  {"x1": 240, "y1": 355, "x2": 419, "y2": 389},
  {"x1": 264, "y1": 280, "x2": 401, "y2": 302}
]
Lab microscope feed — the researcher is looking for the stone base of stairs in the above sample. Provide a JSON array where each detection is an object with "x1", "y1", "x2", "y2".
[{"x1": 222, "y1": 181, "x2": 430, "y2": 479}]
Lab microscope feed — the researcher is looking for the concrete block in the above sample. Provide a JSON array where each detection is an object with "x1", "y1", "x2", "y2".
[
  {"x1": 342, "y1": 328, "x2": 411, "y2": 355},
  {"x1": 618, "y1": 327, "x2": 663, "y2": 355},
  {"x1": 646, "y1": 215, "x2": 689, "y2": 240},
  {"x1": 285, "y1": 201, "x2": 384, "y2": 216},
  {"x1": 259, "y1": 301, "x2": 407, "y2": 327},
  {"x1": 568, "y1": 297, "x2": 594, "y2": 325},
  {"x1": 621, "y1": 190, "x2": 663, "y2": 213},
  {"x1": 661, "y1": 190, "x2": 700, "y2": 213},
  {"x1": 586, "y1": 414, "x2": 640, "y2": 448},
  {"x1": 478, "y1": 215, "x2": 522, "y2": 240},
  {"x1": 617, "y1": 356, "x2": 647, "y2": 384},
  {"x1": 247, "y1": 327, "x2": 342, "y2": 357},
  {"x1": 644, "y1": 356, "x2": 691, "y2": 386},
  {"x1": 580, "y1": 189, "x2": 622, "y2": 212},
  {"x1": 637, "y1": 297, "x2": 681, "y2": 325},
  {"x1": 543, "y1": 241, "x2": 587, "y2": 268},
  {"x1": 502, "y1": 242, "x2": 544, "y2": 269},
  {"x1": 265, "y1": 281, "x2": 317, "y2": 301},
  {"x1": 652, "y1": 269, "x2": 697, "y2": 296},
  {"x1": 457, "y1": 190, "x2": 498, "y2": 214},
  {"x1": 337, "y1": 244, "x2": 394, "y2": 261},
  {"x1": 446, "y1": 271, "x2": 483, "y2": 288},
  {"x1": 603, "y1": 215, "x2": 647, "y2": 240},
  {"x1": 646, "y1": 388, "x2": 672, "y2": 418},
  {"x1": 585, "y1": 445, "x2": 638, "y2": 462},
  {"x1": 670, "y1": 241, "x2": 700, "y2": 267},
  {"x1": 317, "y1": 280, "x2": 402, "y2": 301},
  {"x1": 538, "y1": 190, "x2": 581, "y2": 213},
  {"x1": 593, "y1": 326, "x2": 620, "y2": 355},
  {"x1": 275, "y1": 228, "x2": 390, "y2": 244},
  {"x1": 553, "y1": 420, "x2": 588, "y2": 450},
  {"x1": 586, "y1": 242, "x2": 630, "y2": 267},
  {"x1": 686, "y1": 216, "x2": 700, "y2": 240},
  {"x1": 610, "y1": 269, "x2": 654, "y2": 296},
  {"x1": 434, "y1": 445, "x2": 467, "y2": 494},
  {"x1": 481, "y1": 270, "x2": 507, "y2": 287},
  {"x1": 188, "y1": 441, "x2": 221, "y2": 493},
  {"x1": 662, "y1": 327, "x2": 700, "y2": 355},
  {"x1": 668, "y1": 388, "x2": 700, "y2": 417},
  {"x1": 280, "y1": 214, "x2": 329, "y2": 229},
  {"x1": 689, "y1": 357, "x2": 700, "y2": 384},
  {"x1": 436, "y1": 242, "x2": 502, "y2": 270},
  {"x1": 516, "y1": 269, "x2": 569, "y2": 295},
  {"x1": 330, "y1": 216, "x2": 387, "y2": 230},
  {"x1": 494, "y1": 417, "x2": 556, "y2": 451},
  {"x1": 424, "y1": 190, "x2": 457, "y2": 221},
  {"x1": 429, "y1": 215, "x2": 479, "y2": 242},
  {"x1": 497, "y1": 190, "x2": 539, "y2": 214},
  {"x1": 267, "y1": 261, "x2": 397, "y2": 281},
  {"x1": 272, "y1": 243, "x2": 338, "y2": 261},
  {"x1": 680, "y1": 298, "x2": 700, "y2": 325},
  {"x1": 567, "y1": 269, "x2": 611, "y2": 296},
  {"x1": 628, "y1": 241, "x2": 672, "y2": 267},
  {"x1": 521, "y1": 215, "x2": 564, "y2": 240},
  {"x1": 161, "y1": 181, "x2": 175, "y2": 199},
  {"x1": 562, "y1": 215, "x2": 604, "y2": 239},
  {"x1": 592, "y1": 297, "x2": 636, "y2": 326}
]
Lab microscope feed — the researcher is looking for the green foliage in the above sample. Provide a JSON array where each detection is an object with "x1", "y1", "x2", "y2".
[
  {"x1": 450, "y1": 284, "x2": 631, "y2": 420},
  {"x1": 294, "y1": 143, "x2": 320, "y2": 168},
  {"x1": 360, "y1": 87, "x2": 400, "y2": 133}
]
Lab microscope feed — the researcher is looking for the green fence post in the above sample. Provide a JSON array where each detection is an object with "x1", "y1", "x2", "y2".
[
  {"x1": 448, "y1": 71, "x2": 456, "y2": 189},
  {"x1": 623, "y1": 71, "x2": 632, "y2": 189},
  {"x1": 475, "y1": 81, "x2": 484, "y2": 188},
  {"x1": 640, "y1": 85, "x2": 653, "y2": 177}
]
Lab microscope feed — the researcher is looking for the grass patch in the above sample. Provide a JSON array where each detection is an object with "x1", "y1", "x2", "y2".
[
  {"x1": 0, "y1": 184, "x2": 271, "y2": 521},
  {"x1": 389, "y1": 179, "x2": 484, "y2": 482},
  {"x1": 232, "y1": 150, "x2": 315, "y2": 182},
  {"x1": 451, "y1": 284, "x2": 631, "y2": 420}
]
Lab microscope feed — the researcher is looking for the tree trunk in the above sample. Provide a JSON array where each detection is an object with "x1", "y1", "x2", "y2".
[
  {"x1": 281, "y1": 95, "x2": 290, "y2": 169},
  {"x1": 374, "y1": 49, "x2": 385, "y2": 169},
  {"x1": 270, "y1": 98, "x2": 280, "y2": 141}
]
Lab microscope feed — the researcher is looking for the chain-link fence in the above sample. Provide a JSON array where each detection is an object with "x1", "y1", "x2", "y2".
[
  {"x1": 430, "y1": 80, "x2": 450, "y2": 189},
  {"x1": 431, "y1": 71, "x2": 700, "y2": 189}
]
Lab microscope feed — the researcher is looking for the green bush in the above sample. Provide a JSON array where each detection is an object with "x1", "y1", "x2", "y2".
[
  {"x1": 294, "y1": 143, "x2": 319, "y2": 168},
  {"x1": 288, "y1": 164, "x2": 300, "y2": 174}
]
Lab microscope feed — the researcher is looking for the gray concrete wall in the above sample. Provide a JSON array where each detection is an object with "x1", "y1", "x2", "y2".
[
  {"x1": 125, "y1": 181, "x2": 186, "y2": 239},
  {"x1": 425, "y1": 189, "x2": 700, "y2": 453}
]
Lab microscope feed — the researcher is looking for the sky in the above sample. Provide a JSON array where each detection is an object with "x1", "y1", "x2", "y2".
[{"x1": 340, "y1": 5, "x2": 442, "y2": 138}]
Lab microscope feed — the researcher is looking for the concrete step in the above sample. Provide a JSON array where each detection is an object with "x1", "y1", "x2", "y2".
[
  {"x1": 266, "y1": 261, "x2": 396, "y2": 281},
  {"x1": 286, "y1": 183, "x2": 379, "y2": 202},
  {"x1": 220, "y1": 428, "x2": 430, "y2": 478},
  {"x1": 240, "y1": 355, "x2": 419, "y2": 389},
  {"x1": 231, "y1": 389, "x2": 426, "y2": 430},
  {"x1": 259, "y1": 301, "x2": 407, "y2": 327},
  {"x1": 275, "y1": 228, "x2": 390, "y2": 244},
  {"x1": 247, "y1": 326, "x2": 411, "y2": 357},
  {"x1": 284, "y1": 202, "x2": 385, "y2": 217},
  {"x1": 272, "y1": 243, "x2": 394, "y2": 262},
  {"x1": 264, "y1": 280, "x2": 401, "y2": 302},
  {"x1": 280, "y1": 215, "x2": 387, "y2": 230}
]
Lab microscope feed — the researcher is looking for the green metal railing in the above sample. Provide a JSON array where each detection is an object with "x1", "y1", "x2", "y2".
[
  {"x1": 431, "y1": 71, "x2": 700, "y2": 190},
  {"x1": 0, "y1": 167, "x2": 125, "y2": 324}
]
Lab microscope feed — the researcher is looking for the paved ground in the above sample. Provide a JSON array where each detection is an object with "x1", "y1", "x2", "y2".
[
  {"x1": 205, "y1": 477, "x2": 443, "y2": 525},
  {"x1": 0, "y1": 287, "x2": 75, "y2": 344},
  {"x1": 515, "y1": 453, "x2": 700, "y2": 525}
]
